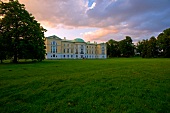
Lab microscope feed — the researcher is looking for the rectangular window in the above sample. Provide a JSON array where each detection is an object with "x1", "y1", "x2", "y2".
[
  {"x1": 51, "y1": 46, "x2": 52, "y2": 53},
  {"x1": 75, "y1": 49, "x2": 78, "y2": 54},
  {"x1": 102, "y1": 47, "x2": 105, "y2": 54},
  {"x1": 52, "y1": 46, "x2": 55, "y2": 53},
  {"x1": 102, "y1": 50, "x2": 105, "y2": 54}
]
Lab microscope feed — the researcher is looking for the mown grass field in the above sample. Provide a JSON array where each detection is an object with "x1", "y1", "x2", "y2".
[{"x1": 0, "y1": 58, "x2": 170, "y2": 113}]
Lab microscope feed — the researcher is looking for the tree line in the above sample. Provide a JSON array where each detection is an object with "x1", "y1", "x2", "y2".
[
  {"x1": 106, "y1": 36, "x2": 134, "y2": 57},
  {"x1": 0, "y1": 1, "x2": 169, "y2": 63},
  {"x1": 106, "y1": 28, "x2": 170, "y2": 58},
  {"x1": 0, "y1": 0, "x2": 46, "y2": 63}
]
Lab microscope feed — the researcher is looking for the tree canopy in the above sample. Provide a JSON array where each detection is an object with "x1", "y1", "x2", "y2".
[
  {"x1": 107, "y1": 36, "x2": 134, "y2": 58},
  {"x1": 0, "y1": 0, "x2": 46, "y2": 63},
  {"x1": 107, "y1": 28, "x2": 170, "y2": 58},
  {"x1": 136, "y1": 28, "x2": 170, "y2": 58}
]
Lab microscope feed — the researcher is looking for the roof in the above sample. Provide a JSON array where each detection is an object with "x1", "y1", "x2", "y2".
[
  {"x1": 46, "y1": 35, "x2": 62, "y2": 40},
  {"x1": 74, "y1": 38, "x2": 85, "y2": 43}
]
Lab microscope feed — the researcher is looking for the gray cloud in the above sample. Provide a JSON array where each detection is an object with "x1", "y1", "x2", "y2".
[{"x1": 19, "y1": 0, "x2": 170, "y2": 42}]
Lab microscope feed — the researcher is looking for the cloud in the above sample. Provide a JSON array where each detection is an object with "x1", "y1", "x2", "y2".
[
  {"x1": 83, "y1": 26, "x2": 118, "y2": 41},
  {"x1": 19, "y1": 0, "x2": 170, "y2": 43}
]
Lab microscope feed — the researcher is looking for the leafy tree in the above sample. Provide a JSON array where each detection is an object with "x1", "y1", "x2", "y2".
[
  {"x1": 119, "y1": 36, "x2": 134, "y2": 57},
  {"x1": 0, "y1": 0, "x2": 46, "y2": 63},
  {"x1": 137, "y1": 37, "x2": 158, "y2": 58},
  {"x1": 157, "y1": 28, "x2": 170, "y2": 57},
  {"x1": 140, "y1": 39, "x2": 148, "y2": 58},
  {"x1": 148, "y1": 36, "x2": 158, "y2": 57},
  {"x1": 136, "y1": 41, "x2": 144, "y2": 56},
  {"x1": 106, "y1": 39, "x2": 120, "y2": 57}
]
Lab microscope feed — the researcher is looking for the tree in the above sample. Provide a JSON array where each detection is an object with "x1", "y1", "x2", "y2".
[
  {"x1": 157, "y1": 28, "x2": 170, "y2": 57},
  {"x1": 136, "y1": 41, "x2": 144, "y2": 56},
  {"x1": 119, "y1": 36, "x2": 134, "y2": 57},
  {"x1": 147, "y1": 36, "x2": 158, "y2": 58},
  {"x1": 106, "y1": 39, "x2": 120, "y2": 57},
  {"x1": 137, "y1": 37, "x2": 158, "y2": 58},
  {"x1": 0, "y1": 0, "x2": 46, "y2": 63}
]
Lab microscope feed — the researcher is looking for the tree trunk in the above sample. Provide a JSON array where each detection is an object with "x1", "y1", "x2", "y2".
[
  {"x1": 13, "y1": 54, "x2": 18, "y2": 63},
  {"x1": 13, "y1": 42, "x2": 18, "y2": 63}
]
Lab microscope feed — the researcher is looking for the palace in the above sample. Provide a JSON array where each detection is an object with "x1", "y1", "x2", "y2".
[{"x1": 45, "y1": 35, "x2": 107, "y2": 59}]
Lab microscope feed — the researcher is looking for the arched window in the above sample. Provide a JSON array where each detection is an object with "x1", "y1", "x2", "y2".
[{"x1": 51, "y1": 41, "x2": 56, "y2": 45}]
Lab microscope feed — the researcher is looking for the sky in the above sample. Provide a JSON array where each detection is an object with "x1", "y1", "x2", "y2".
[{"x1": 19, "y1": 0, "x2": 170, "y2": 43}]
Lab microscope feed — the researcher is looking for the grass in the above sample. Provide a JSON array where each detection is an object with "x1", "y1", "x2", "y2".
[{"x1": 0, "y1": 58, "x2": 170, "y2": 113}]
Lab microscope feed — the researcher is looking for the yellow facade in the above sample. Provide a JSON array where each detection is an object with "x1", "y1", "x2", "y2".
[{"x1": 45, "y1": 35, "x2": 107, "y2": 59}]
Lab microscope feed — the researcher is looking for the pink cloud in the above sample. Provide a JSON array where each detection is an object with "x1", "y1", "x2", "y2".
[
  {"x1": 18, "y1": 0, "x2": 170, "y2": 43},
  {"x1": 83, "y1": 27, "x2": 118, "y2": 41}
]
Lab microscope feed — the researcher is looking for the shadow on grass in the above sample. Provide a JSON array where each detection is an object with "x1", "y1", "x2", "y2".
[{"x1": 0, "y1": 60, "x2": 40, "y2": 65}]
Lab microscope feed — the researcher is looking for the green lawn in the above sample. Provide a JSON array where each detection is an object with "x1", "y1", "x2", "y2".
[{"x1": 0, "y1": 58, "x2": 170, "y2": 113}]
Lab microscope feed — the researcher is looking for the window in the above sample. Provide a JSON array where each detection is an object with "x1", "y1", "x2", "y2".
[
  {"x1": 52, "y1": 41, "x2": 56, "y2": 45},
  {"x1": 67, "y1": 49, "x2": 69, "y2": 53},
  {"x1": 51, "y1": 41, "x2": 57, "y2": 53},
  {"x1": 75, "y1": 49, "x2": 78, "y2": 54},
  {"x1": 71, "y1": 49, "x2": 73, "y2": 53},
  {"x1": 56, "y1": 55, "x2": 57, "y2": 58},
  {"x1": 81, "y1": 45, "x2": 84, "y2": 54},
  {"x1": 53, "y1": 54, "x2": 55, "y2": 57},
  {"x1": 102, "y1": 47, "x2": 105, "y2": 54},
  {"x1": 51, "y1": 47, "x2": 52, "y2": 53},
  {"x1": 52, "y1": 47, "x2": 55, "y2": 53},
  {"x1": 67, "y1": 55, "x2": 69, "y2": 58},
  {"x1": 63, "y1": 55, "x2": 65, "y2": 58},
  {"x1": 67, "y1": 44, "x2": 69, "y2": 47},
  {"x1": 71, "y1": 55, "x2": 73, "y2": 58}
]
